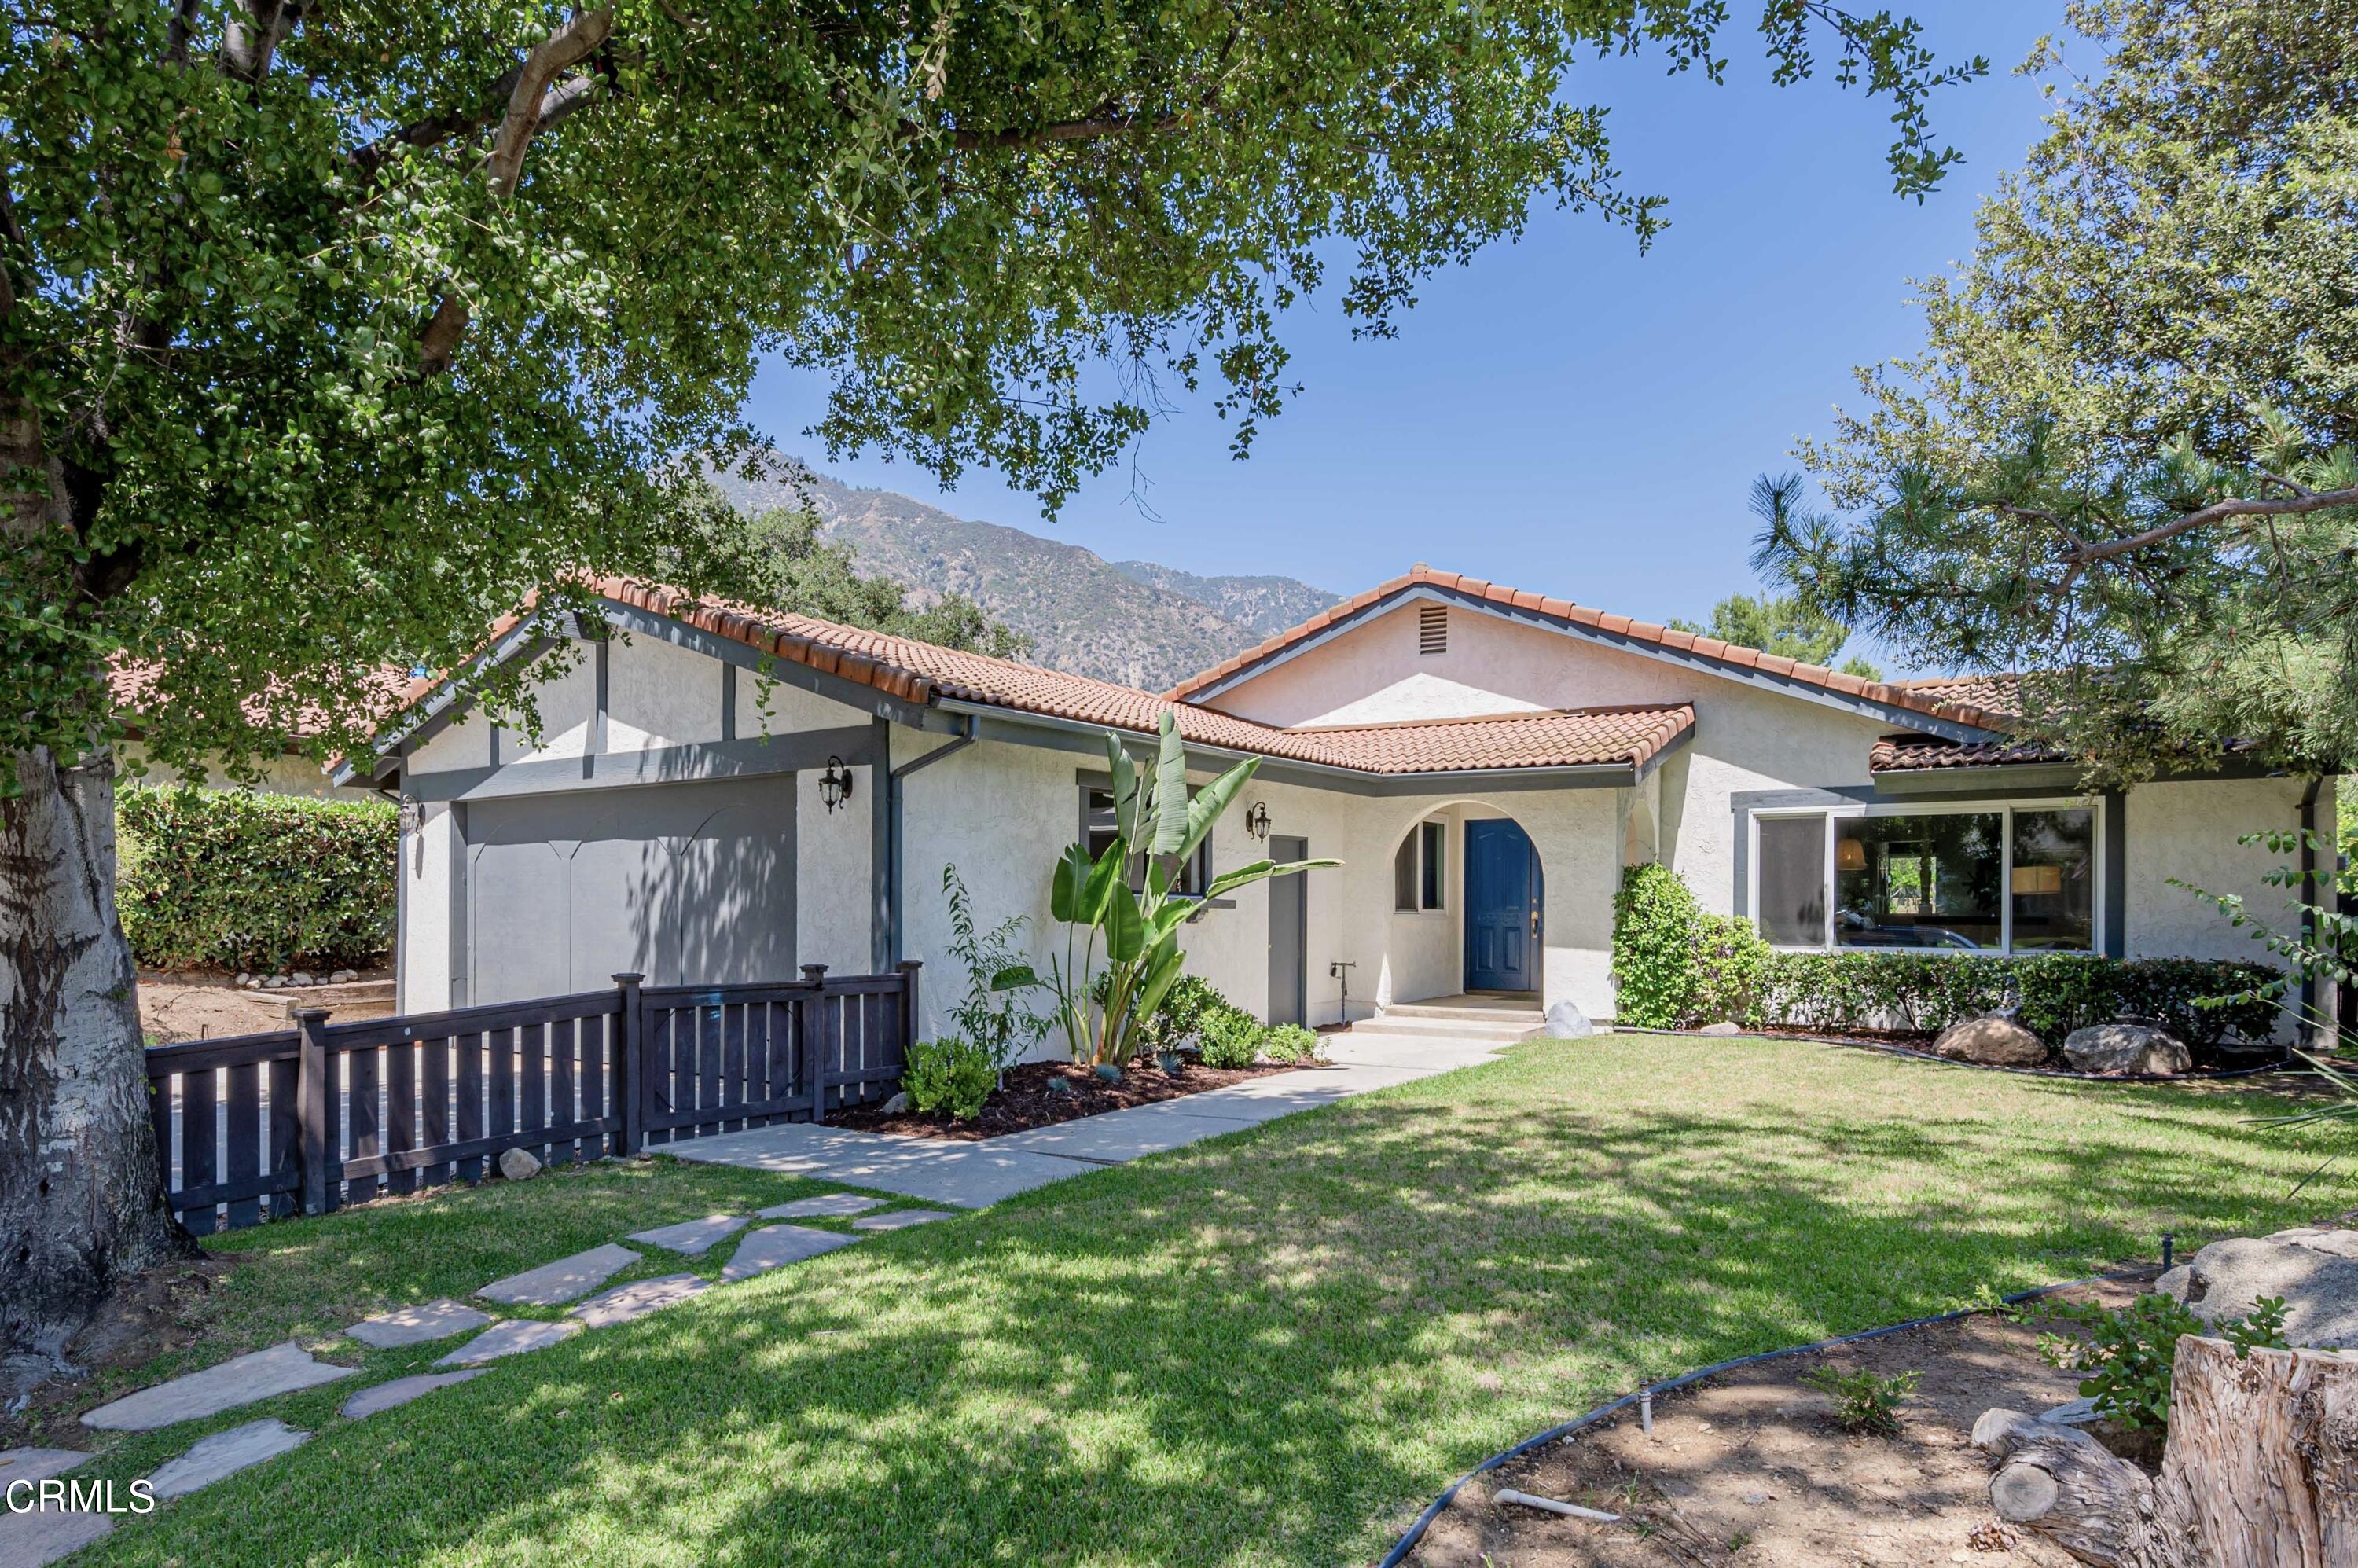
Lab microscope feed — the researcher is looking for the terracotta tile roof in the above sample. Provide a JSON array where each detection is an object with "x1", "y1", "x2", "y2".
[
  {"x1": 1162, "y1": 564, "x2": 2016, "y2": 732},
  {"x1": 1893, "y1": 673, "x2": 2024, "y2": 719},
  {"x1": 586, "y1": 579, "x2": 1689, "y2": 777},
  {"x1": 1869, "y1": 736, "x2": 2062, "y2": 773}
]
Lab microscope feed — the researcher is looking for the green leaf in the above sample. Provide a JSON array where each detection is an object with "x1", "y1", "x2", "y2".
[
  {"x1": 1102, "y1": 881, "x2": 1146, "y2": 964},
  {"x1": 1104, "y1": 729, "x2": 1139, "y2": 847},
  {"x1": 1150, "y1": 711, "x2": 1190, "y2": 857},
  {"x1": 1203, "y1": 856, "x2": 1340, "y2": 902},
  {"x1": 1049, "y1": 843, "x2": 1095, "y2": 924},
  {"x1": 989, "y1": 964, "x2": 1041, "y2": 993},
  {"x1": 1177, "y1": 755, "x2": 1261, "y2": 863}
]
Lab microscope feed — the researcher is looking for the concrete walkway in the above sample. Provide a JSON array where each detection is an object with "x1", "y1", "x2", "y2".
[{"x1": 667, "y1": 1031, "x2": 1505, "y2": 1202}]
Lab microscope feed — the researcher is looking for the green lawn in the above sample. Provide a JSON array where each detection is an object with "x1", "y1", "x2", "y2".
[{"x1": 64, "y1": 1036, "x2": 2345, "y2": 1566}]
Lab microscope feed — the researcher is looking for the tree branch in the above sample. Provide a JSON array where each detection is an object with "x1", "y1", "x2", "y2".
[
  {"x1": 222, "y1": 0, "x2": 303, "y2": 85},
  {"x1": 416, "y1": 9, "x2": 614, "y2": 376},
  {"x1": 2066, "y1": 486, "x2": 2358, "y2": 564}
]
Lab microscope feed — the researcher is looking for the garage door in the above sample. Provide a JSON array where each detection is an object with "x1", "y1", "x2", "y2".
[{"x1": 465, "y1": 777, "x2": 797, "y2": 1004}]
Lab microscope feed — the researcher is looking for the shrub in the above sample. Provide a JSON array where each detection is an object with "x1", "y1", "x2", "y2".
[
  {"x1": 1802, "y1": 1365, "x2": 1920, "y2": 1435},
  {"x1": 2033, "y1": 1294, "x2": 2289, "y2": 1432},
  {"x1": 1144, "y1": 975, "x2": 1232, "y2": 1052},
  {"x1": 1754, "y1": 950, "x2": 2280, "y2": 1050},
  {"x1": 1197, "y1": 1006, "x2": 1266, "y2": 1068},
  {"x1": 901, "y1": 1038, "x2": 997, "y2": 1121},
  {"x1": 116, "y1": 785, "x2": 395, "y2": 971},
  {"x1": 1690, "y1": 912, "x2": 1769, "y2": 1027},
  {"x1": 1611, "y1": 862, "x2": 1704, "y2": 1027},
  {"x1": 1261, "y1": 1023, "x2": 1320, "y2": 1063}
]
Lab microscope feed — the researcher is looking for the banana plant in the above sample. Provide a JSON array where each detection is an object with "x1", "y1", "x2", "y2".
[{"x1": 992, "y1": 711, "x2": 1337, "y2": 1066}]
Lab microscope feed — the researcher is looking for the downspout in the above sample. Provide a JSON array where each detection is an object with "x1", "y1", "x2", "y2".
[
  {"x1": 2300, "y1": 776, "x2": 2323, "y2": 1047},
  {"x1": 887, "y1": 716, "x2": 977, "y2": 964}
]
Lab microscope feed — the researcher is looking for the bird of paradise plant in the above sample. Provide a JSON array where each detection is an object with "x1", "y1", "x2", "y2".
[{"x1": 993, "y1": 712, "x2": 1336, "y2": 1067}]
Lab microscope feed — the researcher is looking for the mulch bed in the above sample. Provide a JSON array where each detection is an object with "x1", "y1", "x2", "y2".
[
  {"x1": 1406, "y1": 1278, "x2": 2151, "y2": 1568},
  {"x1": 832, "y1": 1057, "x2": 1298, "y2": 1140}
]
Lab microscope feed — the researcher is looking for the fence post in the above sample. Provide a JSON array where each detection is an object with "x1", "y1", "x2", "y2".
[
  {"x1": 612, "y1": 972, "x2": 645, "y2": 1157},
  {"x1": 896, "y1": 959, "x2": 923, "y2": 1055},
  {"x1": 800, "y1": 964, "x2": 829, "y2": 1124},
  {"x1": 295, "y1": 1008, "x2": 332, "y2": 1217}
]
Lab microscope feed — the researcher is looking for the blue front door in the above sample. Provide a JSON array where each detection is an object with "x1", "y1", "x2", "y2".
[{"x1": 1464, "y1": 819, "x2": 1541, "y2": 992}]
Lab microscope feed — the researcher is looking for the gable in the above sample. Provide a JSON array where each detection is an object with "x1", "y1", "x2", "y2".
[{"x1": 1188, "y1": 581, "x2": 2006, "y2": 743}]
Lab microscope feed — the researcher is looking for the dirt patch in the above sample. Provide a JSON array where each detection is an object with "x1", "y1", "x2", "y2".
[
  {"x1": 2, "y1": 1253, "x2": 236, "y2": 1449},
  {"x1": 832, "y1": 1057, "x2": 1299, "y2": 1140},
  {"x1": 1407, "y1": 1280, "x2": 2147, "y2": 1568},
  {"x1": 138, "y1": 968, "x2": 391, "y2": 1045}
]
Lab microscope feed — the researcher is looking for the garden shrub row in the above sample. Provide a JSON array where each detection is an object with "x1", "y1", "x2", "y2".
[
  {"x1": 116, "y1": 786, "x2": 397, "y2": 973},
  {"x1": 1611, "y1": 862, "x2": 2280, "y2": 1046}
]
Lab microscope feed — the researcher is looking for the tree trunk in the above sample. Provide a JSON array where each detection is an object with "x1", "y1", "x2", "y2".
[
  {"x1": 1975, "y1": 1337, "x2": 2358, "y2": 1568},
  {"x1": 0, "y1": 744, "x2": 191, "y2": 1360}
]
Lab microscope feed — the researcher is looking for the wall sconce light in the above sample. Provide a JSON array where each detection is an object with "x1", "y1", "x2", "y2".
[
  {"x1": 1244, "y1": 801, "x2": 1271, "y2": 843},
  {"x1": 1835, "y1": 838, "x2": 1868, "y2": 872},
  {"x1": 818, "y1": 756, "x2": 854, "y2": 814}
]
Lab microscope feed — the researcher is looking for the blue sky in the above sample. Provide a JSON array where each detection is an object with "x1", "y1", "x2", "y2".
[{"x1": 746, "y1": 3, "x2": 2069, "y2": 663}]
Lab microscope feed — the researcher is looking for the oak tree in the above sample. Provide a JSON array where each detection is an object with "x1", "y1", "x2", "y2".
[{"x1": 0, "y1": 0, "x2": 1972, "y2": 1353}]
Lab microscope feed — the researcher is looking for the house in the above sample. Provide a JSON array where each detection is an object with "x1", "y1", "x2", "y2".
[{"x1": 343, "y1": 566, "x2": 2332, "y2": 1037}]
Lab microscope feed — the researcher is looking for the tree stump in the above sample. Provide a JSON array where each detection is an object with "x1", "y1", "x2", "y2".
[{"x1": 1974, "y1": 1337, "x2": 2358, "y2": 1567}]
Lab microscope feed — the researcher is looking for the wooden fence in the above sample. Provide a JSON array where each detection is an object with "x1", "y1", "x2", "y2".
[{"x1": 144, "y1": 962, "x2": 919, "y2": 1236}]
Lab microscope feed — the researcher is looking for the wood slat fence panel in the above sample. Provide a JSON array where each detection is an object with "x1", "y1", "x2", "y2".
[{"x1": 145, "y1": 963, "x2": 918, "y2": 1234}]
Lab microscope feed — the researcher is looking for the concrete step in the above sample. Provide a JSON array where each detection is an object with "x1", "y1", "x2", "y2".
[
  {"x1": 1379, "y1": 1001, "x2": 1544, "y2": 1023},
  {"x1": 1349, "y1": 1013, "x2": 1537, "y2": 1042}
]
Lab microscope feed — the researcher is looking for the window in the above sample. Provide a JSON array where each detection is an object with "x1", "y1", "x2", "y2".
[
  {"x1": 1394, "y1": 819, "x2": 1448, "y2": 911},
  {"x1": 1756, "y1": 814, "x2": 1827, "y2": 947},
  {"x1": 1083, "y1": 787, "x2": 1209, "y2": 896},
  {"x1": 1752, "y1": 802, "x2": 2099, "y2": 954}
]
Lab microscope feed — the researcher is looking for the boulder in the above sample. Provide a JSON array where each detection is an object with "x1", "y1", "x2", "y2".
[
  {"x1": 2155, "y1": 1228, "x2": 2358, "y2": 1349},
  {"x1": 1541, "y1": 1001, "x2": 1596, "y2": 1039},
  {"x1": 2062, "y1": 1022, "x2": 2192, "y2": 1076},
  {"x1": 877, "y1": 1092, "x2": 911, "y2": 1114},
  {"x1": 497, "y1": 1147, "x2": 542, "y2": 1181},
  {"x1": 291, "y1": 971, "x2": 314, "y2": 987},
  {"x1": 1930, "y1": 1012, "x2": 2049, "y2": 1067},
  {"x1": 1695, "y1": 1021, "x2": 1744, "y2": 1037}
]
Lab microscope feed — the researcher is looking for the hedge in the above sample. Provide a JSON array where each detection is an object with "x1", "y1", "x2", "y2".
[
  {"x1": 1610, "y1": 862, "x2": 2281, "y2": 1052},
  {"x1": 117, "y1": 786, "x2": 397, "y2": 972}
]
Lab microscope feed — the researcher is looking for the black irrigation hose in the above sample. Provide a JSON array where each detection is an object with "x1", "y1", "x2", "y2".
[
  {"x1": 1376, "y1": 1269, "x2": 2147, "y2": 1568},
  {"x1": 1611, "y1": 1024, "x2": 2294, "y2": 1082}
]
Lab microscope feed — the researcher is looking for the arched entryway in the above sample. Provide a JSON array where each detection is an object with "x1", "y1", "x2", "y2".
[{"x1": 1463, "y1": 817, "x2": 1544, "y2": 995}]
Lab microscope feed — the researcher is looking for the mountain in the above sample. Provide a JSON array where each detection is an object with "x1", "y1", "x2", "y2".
[{"x1": 705, "y1": 464, "x2": 1342, "y2": 692}]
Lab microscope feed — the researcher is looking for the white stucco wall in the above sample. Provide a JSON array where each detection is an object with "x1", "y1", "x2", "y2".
[
  {"x1": 2125, "y1": 777, "x2": 2323, "y2": 962},
  {"x1": 609, "y1": 633, "x2": 723, "y2": 752},
  {"x1": 1200, "y1": 600, "x2": 1892, "y2": 924},
  {"x1": 399, "y1": 802, "x2": 460, "y2": 1012},
  {"x1": 797, "y1": 762, "x2": 874, "y2": 975}
]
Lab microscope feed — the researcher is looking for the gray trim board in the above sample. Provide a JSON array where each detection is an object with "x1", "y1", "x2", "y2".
[
  {"x1": 406, "y1": 727, "x2": 879, "y2": 803},
  {"x1": 720, "y1": 663, "x2": 737, "y2": 743},
  {"x1": 393, "y1": 804, "x2": 411, "y2": 1013},
  {"x1": 870, "y1": 718, "x2": 893, "y2": 974},
  {"x1": 446, "y1": 801, "x2": 468, "y2": 1009},
  {"x1": 1180, "y1": 583, "x2": 2011, "y2": 744},
  {"x1": 2103, "y1": 787, "x2": 2127, "y2": 958}
]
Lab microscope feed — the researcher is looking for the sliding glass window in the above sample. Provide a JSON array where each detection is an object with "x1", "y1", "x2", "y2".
[{"x1": 1753, "y1": 802, "x2": 2099, "y2": 955}]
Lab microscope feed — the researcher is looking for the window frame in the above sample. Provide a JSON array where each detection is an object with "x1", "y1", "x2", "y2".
[
  {"x1": 1748, "y1": 796, "x2": 2105, "y2": 957},
  {"x1": 1082, "y1": 785, "x2": 1211, "y2": 899},
  {"x1": 1394, "y1": 817, "x2": 1449, "y2": 914}
]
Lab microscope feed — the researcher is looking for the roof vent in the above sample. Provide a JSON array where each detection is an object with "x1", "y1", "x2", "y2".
[{"x1": 1418, "y1": 604, "x2": 1447, "y2": 655}]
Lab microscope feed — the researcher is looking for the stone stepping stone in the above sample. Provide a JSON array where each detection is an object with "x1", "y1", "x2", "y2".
[
  {"x1": 757, "y1": 1192, "x2": 886, "y2": 1221},
  {"x1": 722, "y1": 1225, "x2": 858, "y2": 1281},
  {"x1": 346, "y1": 1299, "x2": 492, "y2": 1349},
  {"x1": 340, "y1": 1369, "x2": 487, "y2": 1419},
  {"x1": 81, "y1": 1342, "x2": 355, "y2": 1431},
  {"x1": 851, "y1": 1208, "x2": 953, "y2": 1232},
  {"x1": 0, "y1": 1448, "x2": 94, "y2": 1485},
  {"x1": 625, "y1": 1214, "x2": 749, "y2": 1257},
  {"x1": 568, "y1": 1274, "x2": 710, "y2": 1328},
  {"x1": 0, "y1": 1507, "x2": 112, "y2": 1565},
  {"x1": 476, "y1": 1243, "x2": 640, "y2": 1306},
  {"x1": 146, "y1": 1417, "x2": 310, "y2": 1500},
  {"x1": 435, "y1": 1319, "x2": 581, "y2": 1366}
]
